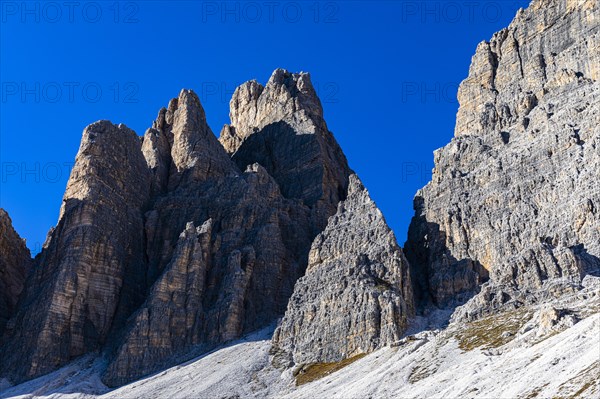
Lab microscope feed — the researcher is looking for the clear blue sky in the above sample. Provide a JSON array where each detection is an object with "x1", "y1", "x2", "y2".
[{"x1": 0, "y1": 0, "x2": 529, "y2": 254}]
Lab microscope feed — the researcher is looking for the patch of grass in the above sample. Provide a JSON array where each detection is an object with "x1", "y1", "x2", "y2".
[
  {"x1": 408, "y1": 362, "x2": 439, "y2": 384},
  {"x1": 523, "y1": 388, "x2": 541, "y2": 398},
  {"x1": 570, "y1": 380, "x2": 596, "y2": 398},
  {"x1": 455, "y1": 309, "x2": 531, "y2": 351},
  {"x1": 555, "y1": 361, "x2": 600, "y2": 398},
  {"x1": 295, "y1": 353, "x2": 367, "y2": 386}
]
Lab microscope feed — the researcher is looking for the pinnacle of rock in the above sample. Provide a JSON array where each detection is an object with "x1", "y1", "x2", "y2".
[
  {"x1": 1, "y1": 2, "x2": 598, "y2": 391},
  {"x1": 272, "y1": 174, "x2": 414, "y2": 368},
  {"x1": 0, "y1": 121, "x2": 152, "y2": 383}
]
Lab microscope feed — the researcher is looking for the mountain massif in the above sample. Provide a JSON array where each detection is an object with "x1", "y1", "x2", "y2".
[{"x1": 0, "y1": 0, "x2": 598, "y2": 397}]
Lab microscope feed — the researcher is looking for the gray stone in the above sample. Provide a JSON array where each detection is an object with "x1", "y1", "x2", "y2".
[
  {"x1": 220, "y1": 69, "x2": 351, "y2": 233},
  {"x1": 271, "y1": 175, "x2": 414, "y2": 368},
  {"x1": 102, "y1": 72, "x2": 352, "y2": 386},
  {"x1": 405, "y1": 0, "x2": 600, "y2": 319},
  {"x1": 0, "y1": 121, "x2": 151, "y2": 383}
]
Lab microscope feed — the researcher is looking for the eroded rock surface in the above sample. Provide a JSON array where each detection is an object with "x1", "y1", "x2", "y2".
[
  {"x1": 102, "y1": 73, "x2": 352, "y2": 386},
  {"x1": 0, "y1": 121, "x2": 151, "y2": 383},
  {"x1": 102, "y1": 162, "x2": 320, "y2": 386},
  {"x1": 220, "y1": 69, "x2": 351, "y2": 233},
  {"x1": 0, "y1": 209, "x2": 31, "y2": 335},
  {"x1": 405, "y1": 0, "x2": 600, "y2": 318},
  {"x1": 272, "y1": 175, "x2": 414, "y2": 368}
]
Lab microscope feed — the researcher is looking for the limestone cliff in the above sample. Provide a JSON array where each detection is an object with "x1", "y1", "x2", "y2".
[
  {"x1": 220, "y1": 69, "x2": 351, "y2": 233},
  {"x1": 101, "y1": 73, "x2": 351, "y2": 386},
  {"x1": 1, "y1": 1, "x2": 598, "y2": 388},
  {"x1": 271, "y1": 175, "x2": 414, "y2": 369},
  {"x1": 405, "y1": 0, "x2": 600, "y2": 319},
  {"x1": 0, "y1": 74, "x2": 351, "y2": 386},
  {"x1": 0, "y1": 122, "x2": 151, "y2": 383}
]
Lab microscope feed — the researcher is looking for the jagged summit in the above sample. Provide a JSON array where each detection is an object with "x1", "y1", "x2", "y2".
[
  {"x1": 1, "y1": 1, "x2": 599, "y2": 395},
  {"x1": 272, "y1": 174, "x2": 414, "y2": 368},
  {"x1": 405, "y1": 0, "x2": 600, "y2": 318},
  {"x1": 220, "y1": 68, "x2": 324, "y2": 154},
  {"x1": 0, "y1": 69, "x2": 354, "y2": 387}
]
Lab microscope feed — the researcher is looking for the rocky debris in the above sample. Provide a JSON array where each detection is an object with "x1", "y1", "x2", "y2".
[
  {"x1": 405, "y1": 0, "x2": 600, "y2": 317},
  {"x1": 0, "y1": 121, "x2": 152, "y2": 384},
  {"x1": 220, "y1": 69, "x2": 351, "y2": 233},
  {"x1": 0, "y1": 209, "x2": 31, "y2": 335},
  {"x1": 271, "y1": 175, "x2": 414, "y2": 368}
]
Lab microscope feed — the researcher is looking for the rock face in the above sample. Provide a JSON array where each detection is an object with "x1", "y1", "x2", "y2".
[
  {"x1": 405, "y1": 0, "x2": 600, "y2": 318},
  {"x1": 0, "y1": 122, "x2": 151, "y2": 383},
  {"x1": 102, "y1": 163, "x2": 317, "y2": 386},
  {"x1": 142, "y1": 89, "x2": 236, "y2": 196},
  {"x1": 0, "y1": 209, "x2": 31, "y2": 335},
  {"x1": 101, "y1": 74, "x2": 351, "y2": 386},
  {"x1": 220, "y1": 69, "x2": 351, "y2": 233},
  {"x1": 0, "y1": 73, "x2": 352, "y2": 387},
  {"x1": 5, "y1": 3, "x2": 598, "y2": 387},
  {"x1": 271, "y1": 175, "x2": 414, "y2": 368}
]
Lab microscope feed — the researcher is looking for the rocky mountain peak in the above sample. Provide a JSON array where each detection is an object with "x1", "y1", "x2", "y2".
[
  {"x1": 1, "y1": 120, "x2": 152, "y2": 383},
  {"x1": 1, "y1": 2, "x2": 598, "y2": 393},
  {"x1": 406, "y1": 0, "x2": 600, "y2": 317},
  {"x1": 272, "y1": 174, "x2": 414, "y2": 368},
  {"x1": 143, "y1": 89, "x2": 237, "y2": 194},
  {"x1": 219, "y1": 69, "x2": 350, "y2": 235},
  {"x1": 220, "y1": 68, "x2": 323, "y2": 154}
]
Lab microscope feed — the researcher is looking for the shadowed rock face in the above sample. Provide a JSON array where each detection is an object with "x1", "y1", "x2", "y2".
[
  {"x1": 0, "y1": 209, "x2": 31, "y2": 335},
  {"x1": 0, "y1": 122, "x2": 151, "y2": 383},
  {"x1": 101, "y1": 73, "x2": 352, "y2": 386},
  {"x1": 0, "y1": 72, "x2": 354, "y2": 386},
  {"x1": 405, "y1": 0, "x2": 600, "y2": 318},
  {"x1": 220, "y1": 69, "x2": 351, "y2": 233},
  {"x1": 102, "y1": 162, "x2": 319, "y2": 386},
  {"x1": 271, "y1": 175, "x2": 414, "y2": 368}
]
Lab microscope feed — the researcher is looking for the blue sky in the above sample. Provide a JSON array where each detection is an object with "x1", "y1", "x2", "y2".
[{"x1": 0, "y1": 0, "x2": 529, "y2": 253}]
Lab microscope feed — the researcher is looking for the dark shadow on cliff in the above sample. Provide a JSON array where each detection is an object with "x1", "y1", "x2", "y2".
[
  {"x1": 231, "y1": 120, "x2": 349, "y2": 209},
  {"x1": 571, "y1": 243, "x2": 600, "y2": 278},
  {"x1": 404, "y1": 195, "x2": 489, "y2": 331}
]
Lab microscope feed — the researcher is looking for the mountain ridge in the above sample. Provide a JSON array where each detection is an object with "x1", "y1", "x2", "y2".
[{"x1": 0, "y1": 0, "x2": 598, "y2": 396}]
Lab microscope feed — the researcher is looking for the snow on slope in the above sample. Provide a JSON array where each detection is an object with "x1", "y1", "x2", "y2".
[
  {"x1": 288, "y1": 312, "x2": 600, "y2": 399},
  {"x1": 2, "y1": 280, "x2": 599, "y2": 399}
]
